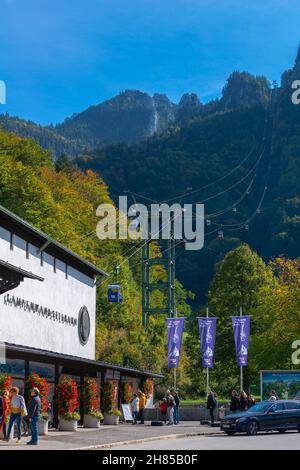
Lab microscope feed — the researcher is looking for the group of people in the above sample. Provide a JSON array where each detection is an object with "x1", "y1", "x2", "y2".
[
  {"x1": 206, "y1": 389, "x2": 257, "y2": 424},
  {"x1": 0, "y1": 386, "x2": 42, "y2": 445},
  {"x1": 131, "y1": 389, "x2": 181, "y2": 426},
  {"x1": 229, "y1": 390, "x2": 256, "y2": 413},
  {"x1": 159, "y1": 390, "x2": 180, "y2": 425}
]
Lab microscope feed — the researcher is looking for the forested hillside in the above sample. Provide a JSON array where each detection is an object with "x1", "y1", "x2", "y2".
[
  {"x1": 77, "y1": 50, "x2": 300, "y2": 304},
  {"x1": 0, "y1": 129, "x2": 193, "y2": 381}
]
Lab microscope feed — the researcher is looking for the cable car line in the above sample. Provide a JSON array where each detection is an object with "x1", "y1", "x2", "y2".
[{"x1": 129, "y1": 142, "x2": 257, "y2": 205}]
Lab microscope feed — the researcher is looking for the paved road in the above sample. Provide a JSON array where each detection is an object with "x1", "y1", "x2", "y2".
[
  {"x1": 0, "y1": 422, "x2": 216, "y2": 450},
  {"x1": 111, "y1": 430, "x2": 300, "y2": 450}
]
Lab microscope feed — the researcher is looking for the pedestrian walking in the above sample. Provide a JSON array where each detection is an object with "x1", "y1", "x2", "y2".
[
  {"x1": 206, "y1": 391, "x2": 217, "y2": 425},
  {"x1": 239, "y1": 391, "x2": 248, "y2": 411},
  {"x1": 159, "y1": 398, "x2": 168, "y2": 424},
  {"x1": 0, "y1": 390, "x2": 9, "y2": 440},
  {"x1": 6, "y1": 387, "x2": 27, "y2": 443},
  {"x1": 166, "y1": 390, "x2": 175, "y2": 425},
  {"x1": 172, "y1": 391, "x2": 180, "y2": 425},
  {"x1": 229, "y1": 390, "x2": 239, "y2": 413},
  {"x1": 27, "y1": 387, "x2": 41, "y2": 445},
  {"x1": 131, "y1": 393, "x2": 139, "y2": 424},
  {"x1": 138, "y1": 390, "x2": 146, "y2": 424}
]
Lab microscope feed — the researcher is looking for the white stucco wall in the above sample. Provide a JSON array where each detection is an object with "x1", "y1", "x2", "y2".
[{"x1": 0, "y1": 226, "x2": 96, "y2": 360}]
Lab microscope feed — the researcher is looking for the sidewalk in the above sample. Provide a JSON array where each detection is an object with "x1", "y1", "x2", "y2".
[{"x1": 0, "y1": 421, "x2": 222, "y2": 450}]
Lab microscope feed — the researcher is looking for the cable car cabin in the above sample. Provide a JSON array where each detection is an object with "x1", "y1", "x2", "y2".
[
  {"x1": 217, "y1": 230, "x2": 224, "y2": 240},
  {"x1": 108, "y1": 284, "x2": 123, "y2": 303}
]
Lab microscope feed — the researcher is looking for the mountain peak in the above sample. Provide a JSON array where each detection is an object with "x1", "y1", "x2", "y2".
[
  {"x1": 177, "y1": 93, "x2": 203, "y2": 124},
  {"x1": 221, "y1": 71, "x2": 270, "y2": 110}
]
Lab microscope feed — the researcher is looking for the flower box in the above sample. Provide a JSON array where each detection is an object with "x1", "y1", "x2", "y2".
[
  {"x1": 104, "y1": 413, "x2": 120, "y2": 425},
  {"x1": 38, "y1": 418, "x2": 49, "y2": 435},
  {"x1": 59, "y1": 417, "x2": 78, "y2": 432},
  {"x1": 83, "y1": 414, "x2": 101, "y2": 428}
]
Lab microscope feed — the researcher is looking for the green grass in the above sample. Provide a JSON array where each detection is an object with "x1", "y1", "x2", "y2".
[{"x1": 181, "y1": 398, "x2": 228, "y2": 406}]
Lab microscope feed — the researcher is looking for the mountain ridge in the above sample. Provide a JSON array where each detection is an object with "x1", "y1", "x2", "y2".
[{"x1": 0, "y1": 70, "x2": 271, "y2": 157}]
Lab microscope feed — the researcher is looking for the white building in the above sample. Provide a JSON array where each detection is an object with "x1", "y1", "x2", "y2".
[{"x1": 0, "y1": 204, "x2": 161, "y2": 416}]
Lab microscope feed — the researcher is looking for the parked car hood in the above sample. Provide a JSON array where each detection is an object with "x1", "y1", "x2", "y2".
[{"x1": 224, "y1": 411, "x2": 264, "y2": 420}]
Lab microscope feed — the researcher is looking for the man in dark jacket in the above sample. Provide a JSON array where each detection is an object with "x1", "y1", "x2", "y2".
[
  {"x1": 27, "y1": 388, "x2": 41, "y2": 445},
  {"x1": 206, "y1": 391, "x2": 217, "y2": 424},
  {"x1": 229, "y1": 390, "x2": 239, "y2": 413}
]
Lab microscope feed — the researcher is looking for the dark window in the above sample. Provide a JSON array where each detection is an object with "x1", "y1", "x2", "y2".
[
  {"x1": 40, "y1": 251, "x2": 43, "y2": 266},
  {"x1": 10, "y1": 232, "x2": 13, "y2": 250},
  {"x1": 285, "y1": 401, "x2": 300, "y2": 410},
  {"x1": 65, "y1": 264, "x2": 68, "y2": 279},
  {"x1": 273, "y1": 403, "x2": 285, "y2": 411},
  {"x1": 26, "y1": 241, "x2": 29, "y2": 259},
  {"x1": 53, "y1": 258, "x2": 56, "y2": 273}
]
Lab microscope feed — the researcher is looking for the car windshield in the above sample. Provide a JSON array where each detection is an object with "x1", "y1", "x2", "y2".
[{"x1": 247, "y1": 402, "x2": 272, "y2": 413}]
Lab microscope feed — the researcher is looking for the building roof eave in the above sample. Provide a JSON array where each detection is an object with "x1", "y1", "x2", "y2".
[{"x1": 0, "y1": 204, "x2": 107, "y2": 278}]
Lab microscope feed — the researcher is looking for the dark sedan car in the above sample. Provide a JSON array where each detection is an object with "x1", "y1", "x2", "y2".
[{"x1": 220, "y1": 400, "x2": 300, "y2": 436}]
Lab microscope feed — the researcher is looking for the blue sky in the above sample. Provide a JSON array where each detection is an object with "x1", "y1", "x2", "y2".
[{"x1": 1, "y1": 0, "x2": 300, "y2": 125}]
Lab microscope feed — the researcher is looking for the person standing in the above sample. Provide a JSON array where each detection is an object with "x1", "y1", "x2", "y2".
[
  {"x1": 206, "y1": 391, "x2": 217, "y2": 424},
  {"x1": 239, "y1": 391, "x2": 248, "y2": 411},
  {"x1": 166, "y1": 390, "x2": 175, "y2": 425},
  {"x1": 6, "y1": 387, "x2": 27, "y2": 443},
  {"x1": 27, "y1": 387, "x2": 41, "y2": 445},
  {"x1": 269, "y1": 390, "x2": 278, "y2": 401},
  {"x1": 0, "y1": 390, "x2": 9, "y2": 440},
  {"x1": 138, "y1": 390, "x2": 146, "y2": 424},
  {"x1": 131, "y1": 393, "x2": 139, "y2": 424},
  {"x1": 159, "y1": 398, "x2": 168, "y2": 424},
  {"x1": 229, "y1": 390, "x2": 239, "y2": 414},
  {"x1": 248, "y1": 394, "x2": 256, "y2": 408},
  {"x1": 172, "y1": 391, "x2": 180, "y2": 425}
]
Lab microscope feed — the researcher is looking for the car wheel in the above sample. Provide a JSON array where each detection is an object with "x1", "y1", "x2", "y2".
[
  {"x1": 246, "y1": 420, "x2": 258, "y2": 436},
  {"x1": 225, "y1": 431, "x2": 235, "y2": 436},
  {"x1": 278, "y1": 429, "x2": 287, "y2": 433}
]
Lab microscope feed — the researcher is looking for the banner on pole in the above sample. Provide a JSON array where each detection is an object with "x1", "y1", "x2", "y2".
[
  {"x1": 166, "y1": 317, "x2": 185, "y2": 368},
  {"x1": 231, "y1": 316, "x2": 251, "y2": 366},
  {"x1": 197, "y1": 317, "x2": 217, "y2": 369}
]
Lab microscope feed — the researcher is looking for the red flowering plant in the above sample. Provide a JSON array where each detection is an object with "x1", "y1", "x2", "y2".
[
  {"x1": 56, "y1": 376, "x2": 80, "y2": 421},
  {"x1": 119, "y1": 382, "x2": 133, "y2": 404},
  {"x1": 103, "y1": 381, "x2": 121, "y2": 416},
  {"x1": 140, "y1": 378, "x2": 154, "y2": 399},
  {"x1": 81, "y1": 378, "x2": 103, "y2": 420},
  {"x1": 25, "y1": 372, "x2": 50, "y2": 420},
  {"x1": 0, "y1": 373, "x2": 12, "y2": 395},
  {"x1": 0, "y1": 374, "x2": 12, "y2": 414}
]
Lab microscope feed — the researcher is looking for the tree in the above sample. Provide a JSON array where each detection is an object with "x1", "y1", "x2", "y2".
[{"x1": 207, "y1": 244, "x2": 275, "y2": 393}]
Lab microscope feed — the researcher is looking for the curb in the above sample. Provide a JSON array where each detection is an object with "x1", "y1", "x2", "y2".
[{"x1": 72, "y1": 430, "x2": 222, "y2": 450}]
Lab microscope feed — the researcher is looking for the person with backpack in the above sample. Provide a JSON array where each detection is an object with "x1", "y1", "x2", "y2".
[
  {"x1": 0, "y1": 390, "x2": 9, "y2": 440},
  {"x1": 166, "y1": 390, "x2": 175, "y2": 425},
  {"x1": 6, "y1": 387, "x2": 27, "y2": 443},
  {"x1": 206, "y1": 391, "x2": 217, "y2": 424}
]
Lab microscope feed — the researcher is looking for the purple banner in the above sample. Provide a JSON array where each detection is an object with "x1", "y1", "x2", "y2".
[
  {"x1": 166, "y1": 318, "x2": 185, "y2": 368},
  {"x1": 231, "y1": 316, "x2": 251, "y2": 366},
  {"x1": 198, "y1": 317, "x2": 217, "y2": 369}
]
